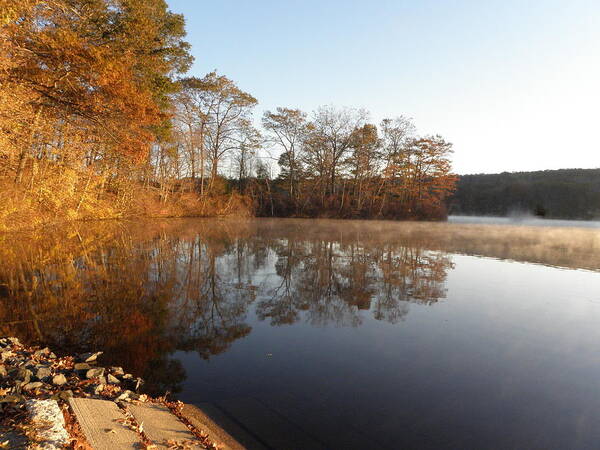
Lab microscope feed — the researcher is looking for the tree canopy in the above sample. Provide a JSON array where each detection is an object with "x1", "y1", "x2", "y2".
[{"x1": 0, "y1": 0, "x2": 457, "y2": 230}]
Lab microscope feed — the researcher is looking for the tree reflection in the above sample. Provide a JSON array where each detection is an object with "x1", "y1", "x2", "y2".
[
  {"x1": 256, "y1": 240, "x2": 453, "y2": 327},
  {"x1": 0, "y1": 219, "x2": 461, "y2": 393}
]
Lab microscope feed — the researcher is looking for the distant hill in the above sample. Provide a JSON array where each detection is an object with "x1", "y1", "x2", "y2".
[{"x1": 449, "y1": 168, "x2": 600, "y2": 220}]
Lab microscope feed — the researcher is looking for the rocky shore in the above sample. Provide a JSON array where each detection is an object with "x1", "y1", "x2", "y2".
[{"x1": 0, "y1": 337, "x2": 220, "y2": 449}]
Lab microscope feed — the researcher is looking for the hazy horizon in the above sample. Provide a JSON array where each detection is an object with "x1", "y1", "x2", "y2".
[{"x1": 166, "y1": 0, "x2": 600, "y2": 175}]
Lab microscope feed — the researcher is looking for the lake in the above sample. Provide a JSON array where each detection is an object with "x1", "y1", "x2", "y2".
[{"x1": 2, "y1": 217, "x2": 600, "y2": 449}]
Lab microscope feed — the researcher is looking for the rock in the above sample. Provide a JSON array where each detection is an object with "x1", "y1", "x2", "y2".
[
  {"x1": 0, "y1": 365, "x2": 7, "y2": 378},
  {"x1": 77, "y1": 352, "x2": 102, "y2": 363},
  {"x1": 23, "y1": 381, "x2": 44, "y2": 391},
  {"x1": 86, "y1": 383, "x2": 104, "y2": 395},
  {"x1": 35, "y1": 367, "x2": 52, "y2": 381},
  {"x1": 16, "y1": 368, "x2": 32, "y2": 383},
  {"x1": 107, "y1": 374, "x2": 120, "y2": 384},
  {"x1": 58, "y1": 390, "x2": 73, "y2": 401},
  {"x1": 52, "y1": 374, "x2": 67, "y2": 386},
  {"x1": 0, "y1": 350, "x2": 15, "y2": 362},
  {"x1": 3, "y1": 337, "x2": 20, "y2": 346},
  {"x1": 48, "y1": 352, "x2": 57, "y2": 359},
  {"x1": 73, "y1": 363, "x2": 91, "y2": 372},
  {"x1": 33, "y1": 348, "x2": 51, "y2": 357},
  {"x1": 122, "y1": 373, "x2": 133, "y2": 380},
  {"x1": 86, "y1": 367, "x2": 105, "y2": 379},
  {"x1": 26, "y1": 399, "x2": 70, "y2": 449},
  {"x1": 110, "y1": 366, "x2": 125, "y2": 376},
  {"x1": 116, "y1": 390, "x2": 132, "y2": 401}
]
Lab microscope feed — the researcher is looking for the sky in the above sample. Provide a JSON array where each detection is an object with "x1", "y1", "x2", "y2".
[{"x1": 166, "y1": 0, "x2": 600, "y2": 175}]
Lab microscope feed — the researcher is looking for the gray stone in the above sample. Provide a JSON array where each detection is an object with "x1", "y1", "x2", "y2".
[
  {"x1": 33, "y1": 347, "x2": 50, "y2": 357},
  {"x1": 73, "y1": 362, "x2": 91, "y2": 372},
  {"x1": 78, "y1": 352, "x2": 103, "y2": 363},
  {"x1": 26, "y1": 399, "x2": 70, "y2": 449},
  {"x1": 58, "y1": 390, "x2": 73, "y2": 401},
  {"x1": 107, "y1": 374, "x2": 120, "y2": 384},
  {"x1": 52, "y1": 374, "x2": 67, "y2": 386},
  {"x1": 23, "y1": 381, "x2": 44, "y2": 391},
  {"x1": 0, "y1": 350, "x2": 15, "y2": 362},
  {"x1": 16, "y1": 368, "x2": 32, "y2": 383},
  {"x1": 116, "y1": 390, "x2": 132, "y2": 401},
  {"x1": 35, "y1": 367, "x2": 52, "y2": 381},
  {"x1": 110, "y1": 366, "x2": 124, "y2": 376},
  {"x1": 86, "y1": 367, "x2": 105, "y2": 379},
  {"x1": 87, "y1": 383, "x2": 105, "y2": 395}
]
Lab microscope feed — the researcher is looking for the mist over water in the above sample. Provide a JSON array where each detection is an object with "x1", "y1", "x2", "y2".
[
  {"x1": 2, "y1": 217, "x2": 600, "y2": 448},
  {"x1": 449, "y1": 214, "x2": 600, "y2": 229}
]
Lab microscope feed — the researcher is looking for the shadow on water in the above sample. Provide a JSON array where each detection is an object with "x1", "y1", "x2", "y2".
[{"x1": 1, "y1": 217, "x2": 599, "y2": 397}]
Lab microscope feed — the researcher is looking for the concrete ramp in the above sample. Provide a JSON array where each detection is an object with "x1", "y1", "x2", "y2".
[
  {"x1": 69, "y1": 398, "x2": 141, "y2": 450},
  {"x1": 128, "y1": 403, "x2": 203, "y2": 449},
  {"x1": 182, "y1": 403, "x2": 267, "y2": 450}
]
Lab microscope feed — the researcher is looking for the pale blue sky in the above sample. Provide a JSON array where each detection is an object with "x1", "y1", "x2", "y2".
[{"x1": 166, "y1": 0, "x2": 600, "y2": 174}]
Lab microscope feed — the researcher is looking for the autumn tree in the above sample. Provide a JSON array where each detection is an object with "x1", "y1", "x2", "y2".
[
  {"x1": 402, "y1": 135, "x2": 457, "y2": 216},
  {"x1": 0, "y1": 0, "x2": 192, "y2": 227},
  {"x1": 232, "y1": 126, "x2": 262, "y2": 192},
  {"x1": 0, "y1": 1, "x2": 457, "y2": 227},
  {"x1": 172, "y1": 78, "x2": 210, "y2": 188},
  {"x1": 191, "y1": 73, "x2": 258, "y2": 189},
  {"x1": 262, "y1": 108, "x2": 308, "y2": 204},
  {"x1": 377, "y1": 116, "x2": 416, "y2": 214},
  {"x1": 267, "y1": 108, "x2": 456, "y2": 219},
  {"x1": 303, "y1": 106, "x2": 368, "y2": 202},
  {"x1": 346, "y1": 123, "x2": 380, "y2": 212}
]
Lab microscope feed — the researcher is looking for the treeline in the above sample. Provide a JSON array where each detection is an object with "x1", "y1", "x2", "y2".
[
  {"x1": 258, "y1": 108, "x2": 456, "y2": 219},
  {"x1": 450, "y1": 169, "x2": 600, "y2": 220},
  {"x1": 170, "y1": 93, "x2": 458, "y2": 220},
  {"x1": 0, "y1": 0, "x2": 457, "y2": 231}
]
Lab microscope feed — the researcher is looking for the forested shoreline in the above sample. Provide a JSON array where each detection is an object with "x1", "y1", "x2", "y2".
[
  {"x1": 450, "y1": 169, "x2": 600, "y2": 220},
  {"x1": 1, "y1": 0, "x2": 456, "y2": 232}
]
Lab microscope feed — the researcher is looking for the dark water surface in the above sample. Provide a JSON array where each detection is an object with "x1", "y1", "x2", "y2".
[{"x1": 2, "y1": 218, "x2": 600, "y2": 449}]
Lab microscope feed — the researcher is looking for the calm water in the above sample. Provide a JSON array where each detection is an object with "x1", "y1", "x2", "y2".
[
  {"x1": 2, "y1": 218, "x2": 600, "y2": 449},
  {"x1": 449, "y1": 214, "x2": 600, "y2": 228}
]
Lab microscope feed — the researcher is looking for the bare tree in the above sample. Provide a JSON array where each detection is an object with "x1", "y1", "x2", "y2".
[
  {"x1": 262, "y1": 108, "x2": 308, "y2": 203},
  {"x1": 303, "y1": 105, "x2": 368, "y2": 202},
  {"x1": 198, "y1": 73, "x2": 257, "y2": 190}
]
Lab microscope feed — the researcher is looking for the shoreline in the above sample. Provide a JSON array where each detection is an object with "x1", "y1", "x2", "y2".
[{"x1": 0, "y1": 337, "x2": 236, "y2": 449}]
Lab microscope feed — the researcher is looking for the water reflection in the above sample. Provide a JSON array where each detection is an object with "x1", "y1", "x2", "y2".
[{"x1": 1, "y1": 218, "x2": 599, "y2": 395}]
